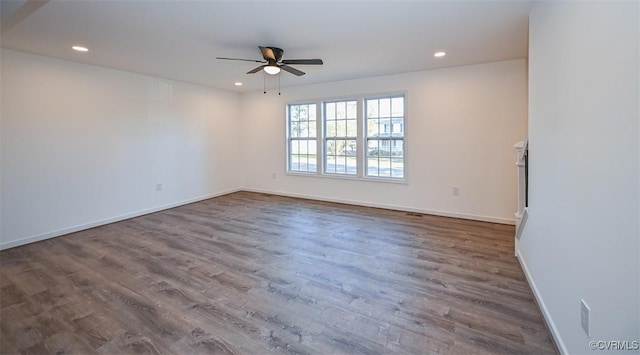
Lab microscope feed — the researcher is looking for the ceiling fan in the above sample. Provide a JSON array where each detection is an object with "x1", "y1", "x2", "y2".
[{"x1": 216, "y1": 46, "x2": 323, "y2": 76}]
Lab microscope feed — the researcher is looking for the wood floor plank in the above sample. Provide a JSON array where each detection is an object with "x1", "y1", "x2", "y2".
[{"x1": 0, "y1": 191, "x2": 557, "y2": 354}]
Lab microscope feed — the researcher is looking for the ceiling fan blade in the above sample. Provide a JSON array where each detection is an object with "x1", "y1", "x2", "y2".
[
  {"x1": 281, "y1": 65, "x2": 305, "y2": 76},
  {"x1": 216, "y1": 57, "x2": 264, "y2": 63},
  {"x1": 247, "y1": 65, "x2": 266, "y2": 74},
  {"x1": 259, "y1": 46, "x2": 276, "y2": 61},
  {"x1": 281, "y1": 59, "x2": 323, "y2": 65}
]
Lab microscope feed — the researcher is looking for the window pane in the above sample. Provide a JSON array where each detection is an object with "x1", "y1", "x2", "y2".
[
  {"x1": 313, "y1": 155, "x2": 319, "y2": 172},
  {"x1": 309, "y1": 120, "x2": 316, "y2": 137},
  {"x1": 299, "y1": 121, "x2": 308, "y2": 138},
  {"x1": 379, "y1": 156, "x2": 392, "y2": 177},
  {"x1": 367, "y1": 139, "x2": 378, "y2": 155},
  {"x1": 309, "y1": 104, "x2": 317, "y2": 120},
  {"x1": 326, "y1": 139, "x2": 335, "y2": 155},
  {"x1": 326, "y1": 120, "x2": 336, "y2": 137},
  {"x1": 367, "y1": 158, "x2": 379, "y2": 176},
  {"x1": 336, "y1": 120, "x2": 346, "y2": 137},
  {"x1": 336, "y1": 156, "x2": 346, "y2": 173},
  {"x1": 392, "y1": 120, "x2": 403, "y2": 136},
  {"x1": 326, "y1": 155, "x2": 336, "y2": 173},
  {"x1": 291, "y1": 140, "x2": 299, "y2": 171},
  {"x1": 392, "y1": 140, "x2": 404, "y2": 156},
  {"x1": 345, "y1": 138, "x2": 357, "y2": 175},
  {"x1": 379, "y1": 118, "x2": 388, "y2": 137},
  {"x1": 336, "y1": 101, "x2": 346, "y2": 120},
  {"x1": 325, "y1": 102, "x2": 335, "y2": 120},
  {"x1": 346, "y1": 101, "x2": 357, "y2": 119},
  {"x1": 347, "y1": 156, "x2": 357, "y2": 175},
  {"x1": 308, "y1": 139, "x2": 317, "y2": 155},
  {"x1": 346, "y1": 119, "x2": 357, "y2": 137},
  {"x1": 380, "y1": 141, "x2": 391, "y2": 157},
  {"x1": 291, "y1": 106, "x2": 299, "y2": 121},
  {"x1": 335, "y1": 140, "x2": 345, "y2": 155},
  {"x1": 307, "y1": 139, "x2": 317, "y2": 173},
  {"x1": 326, "y1": 138, "x2": 336, "y2": 174},
  {"x1": 367, "y1": 118, "x2": 379, "y2": 136},
  {"x1": 367, "y1": 99, "x2": 379, "y2": 118},
  {"x1": 305, "y1": 156, "x2": 311, "y2": 172},
  {"x1": 301, "y1": 105, "x2": 310, "y2": 121},
  {"x1": 392, "y1": 158, "x2": 404, "y2": 178},
  {"x1": 379, "y1": 98, "x2": 391, "y2": 118},
  {"x1": 299, "y1": 139, "x2": 309, "y2": 154},
  {"x1": 391, "y1": 97, "x2": 404, "y2": 117}
]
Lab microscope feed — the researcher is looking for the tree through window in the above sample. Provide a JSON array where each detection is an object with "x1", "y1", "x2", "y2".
[{"x1": 287, "y1": 103, "x2": 317, "y2": 173}]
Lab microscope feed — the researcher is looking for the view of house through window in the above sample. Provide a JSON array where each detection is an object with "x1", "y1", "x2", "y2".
[
  {"x1": 366, "y1": 96, "x2": 405, "y2": 178},
  {"x1": 287, "y1": 94, "x2": 405, "y2": 180}
]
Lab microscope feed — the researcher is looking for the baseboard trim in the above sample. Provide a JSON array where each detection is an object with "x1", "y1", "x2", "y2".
[
  {"x1": 0, "y1": 188, "x2": 241, "y2": 251},
  {"x1": 241, "y1": 188, "x2": 515, "y2": 225},
  {"x1": 516, "y1": 249, "x2": 568, "y2": 355}
]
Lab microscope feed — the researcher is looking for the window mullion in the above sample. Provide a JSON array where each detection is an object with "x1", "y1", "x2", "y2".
[
  {"x1": 316, "y1": 103, "x2": 322, "y2": 175},
  {"x1": 357, "y1": 98, "x2": 364, "y2": 177}
]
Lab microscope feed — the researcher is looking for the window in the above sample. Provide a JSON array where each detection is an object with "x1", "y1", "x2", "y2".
[
  {"x1": 365, "y1": 96, "x2": 405, "y2": 178},
  {"x1": 286, "y1": 93, "x2": 406, "y2": 181},
  {"x1": 287, "y1": 103, "x2": 317, "y2": 173},
  {"x1": 324, "y1": 100, "x2": 357, "y2": 175}
]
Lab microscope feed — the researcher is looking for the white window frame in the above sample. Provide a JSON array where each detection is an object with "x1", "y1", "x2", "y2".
[
  {"x1": 285, "y1": 92, "x2": 407, "y2": 184},
  {"x1": 364, "y1": 94, "x2": 406, "y2": 180},
  {"x1": 323, "y1": 99, "x2": 359, "y2": 176},
  {"x1": 286, "y1": 102, "x2": 319, "y2": 174}
]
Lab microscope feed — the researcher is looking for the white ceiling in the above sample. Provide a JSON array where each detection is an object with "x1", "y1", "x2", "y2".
[{"x1": 0, "y1": 0, "x2": 533, "y2": 92}]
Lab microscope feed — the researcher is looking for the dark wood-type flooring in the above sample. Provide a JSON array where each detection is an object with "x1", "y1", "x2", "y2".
[{"x1": 0, "y1": 191, "x2": 557, "y2": 354}]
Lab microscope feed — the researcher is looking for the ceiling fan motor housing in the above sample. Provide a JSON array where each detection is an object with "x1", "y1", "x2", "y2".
[{"x1": 266, "y1": 47, "x2": 284, "y2": 62}]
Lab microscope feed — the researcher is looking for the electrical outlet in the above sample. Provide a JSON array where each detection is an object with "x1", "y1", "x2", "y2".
[
  {"x1": 452, "y1": 186, "x2": 460, "y2": 196},
  {"x1": 581, "y1": 299, "x2": 590, "y2": 337},
  {"x1": 156, "y1": 183, "x2": 163, "y2": 192}
]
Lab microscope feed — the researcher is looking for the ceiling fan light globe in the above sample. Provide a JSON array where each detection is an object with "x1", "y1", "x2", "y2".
[{"x1": 264, "y1": 65, "x2": 281, "y2": 75}]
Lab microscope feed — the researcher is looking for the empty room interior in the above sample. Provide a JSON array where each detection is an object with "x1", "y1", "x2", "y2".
[{"x1": 1, "y1": 1, "x2": 638, "y2": 354}]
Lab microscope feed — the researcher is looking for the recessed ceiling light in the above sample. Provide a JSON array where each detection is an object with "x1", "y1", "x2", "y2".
[
  {"x1": 434, "y1": 51, "x2": 446, "y2": 58},
  {"x1": 234, "y1": 82, "x2": 243, "y2": 86},
  {"x1": 72, "y1": 46, "x2": 89, "y2": 52}
]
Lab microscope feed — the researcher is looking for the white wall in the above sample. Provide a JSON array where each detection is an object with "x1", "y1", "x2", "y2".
[
  {"x1": 240, "y1": 59, "x2": 528, "y2": 224},
  {"x1": 0, "y1": 49, "x2": 242, "y2": 249},
  {"x1": 1, "y1": 52, "x2": 526, "y2": 249},
  {"x1": 520, "y1": 2, "x2": 639, "y2": 353}
]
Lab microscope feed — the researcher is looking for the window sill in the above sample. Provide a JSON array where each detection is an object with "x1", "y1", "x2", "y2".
[{"x1": 284, "y1": 171, "x2": 408, "y2": 185}]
